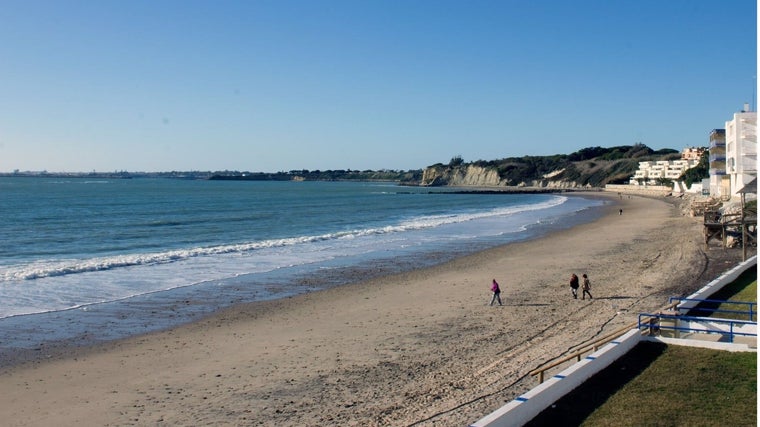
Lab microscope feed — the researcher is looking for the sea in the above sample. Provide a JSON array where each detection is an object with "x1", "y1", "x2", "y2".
[{"x1": 0, "y1": 177, "x2": 606, "y2": 355}]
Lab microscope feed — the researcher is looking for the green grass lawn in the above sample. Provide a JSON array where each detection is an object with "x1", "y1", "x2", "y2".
[
  {"x1": 707, "y1": 269, "x2": 756, "y2": 320},
  {"x1": 526, "y1": 267, "x2": 758, "y2": 427},
  {"x1": 582, "y1": 343, "x2": 756, "y2": 426},
  {"x1": 526, "y1": 342, "x2": 757, "y2": 427},
  {"x1": 688, "y1": 267, "x2": 757, "y2": 320}
]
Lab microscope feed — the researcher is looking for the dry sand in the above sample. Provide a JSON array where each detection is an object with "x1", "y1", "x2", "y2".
[{"x1": 0, "y1": 193, "x2": 750, "y2": 426}]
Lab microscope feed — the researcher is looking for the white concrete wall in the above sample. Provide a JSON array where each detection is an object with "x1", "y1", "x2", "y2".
[
  {"x1": 645, "y1": 335, "x2": 756, "y2": 352},
  {"x1": 604, "y1": 184, "x2": 671, "y2": 196},
  {"x1": 469, "y1": 329, "x2": 642, "y2": 427}
]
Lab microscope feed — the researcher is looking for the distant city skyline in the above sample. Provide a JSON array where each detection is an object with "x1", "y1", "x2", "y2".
[{"x1": 0, "y1": 1, "x2": 756, "y2": 173}]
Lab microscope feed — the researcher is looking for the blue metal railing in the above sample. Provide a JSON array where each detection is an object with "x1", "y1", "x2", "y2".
[
  {"x1": 638, "y1": 313, "x2": 757, "y2": 343},
  {"x1": 668, "y1": 297, "x2": 756, "y2": 321}
]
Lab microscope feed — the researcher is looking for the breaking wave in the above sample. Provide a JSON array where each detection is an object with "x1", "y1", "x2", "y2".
[{"x1": 2, "y1": 196, "x2": 565, "y2": 282}]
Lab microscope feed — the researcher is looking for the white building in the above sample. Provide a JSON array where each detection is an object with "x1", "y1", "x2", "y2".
[
  {"x1": 629, "y1": 159, "x2": 700, "y2": 186},
  {"x1": 709, "y1": 129, "x2": 728, "y2": 197},
  {"x1": 724, "y1": 104, "x2": 757, "y2": 200}
]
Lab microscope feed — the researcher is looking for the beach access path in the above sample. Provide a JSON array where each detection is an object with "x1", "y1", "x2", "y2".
[{"x1": 0, "y1": 192, "x2": 749, "y2": 426}]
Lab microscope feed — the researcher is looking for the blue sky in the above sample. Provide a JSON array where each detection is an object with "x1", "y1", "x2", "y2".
[{"x1": 0, "y1": 1, "x2": 756, "y2": 173}]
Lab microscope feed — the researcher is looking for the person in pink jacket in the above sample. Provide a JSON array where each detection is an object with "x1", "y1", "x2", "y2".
[{"x1": 489, "y1": 279, "x2": 503, "y2": 306}]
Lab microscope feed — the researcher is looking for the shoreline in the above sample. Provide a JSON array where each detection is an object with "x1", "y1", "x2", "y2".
[{"x1": 0, "y1": 192, "x2": 751, "y2": 426}]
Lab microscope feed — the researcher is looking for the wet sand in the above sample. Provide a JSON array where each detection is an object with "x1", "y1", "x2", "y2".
[{"x1": 0, "y1": 192, "x2": 749, "y2": 426}]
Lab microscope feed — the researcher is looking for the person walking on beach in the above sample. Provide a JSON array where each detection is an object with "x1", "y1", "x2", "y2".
[
  {"x1": 490, "y1": 279, "x2": 503, "y2": 306},
  {"x1": 569, "y1": 273, "x2": 579, "y2": 299},
  {"x1": 581, "y1": 273, "x2": 593, "y2": 300}
]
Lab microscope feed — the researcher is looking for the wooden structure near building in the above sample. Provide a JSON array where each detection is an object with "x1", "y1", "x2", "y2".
[
  {"x1": 703, "y1": 211, "x2": 755, "y2": 246},
  {"x1": 704, "y1": 178, "x2": 757, "y2": 261},
  {"x1": 703, "y1": 210, "x2": 729, "y2": 246}
]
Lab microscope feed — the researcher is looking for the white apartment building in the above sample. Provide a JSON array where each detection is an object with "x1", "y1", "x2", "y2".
[
  {"x1": 724, "y1": 104, "x2": 757, "y2": 200},
  {"x1": 630, "y1": 159, "x2": 700, "y2": 186}
]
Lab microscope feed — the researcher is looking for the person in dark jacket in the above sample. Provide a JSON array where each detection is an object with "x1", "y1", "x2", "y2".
[{"x1": 570, "y1": 273, "x2": 579, "y2": 299}]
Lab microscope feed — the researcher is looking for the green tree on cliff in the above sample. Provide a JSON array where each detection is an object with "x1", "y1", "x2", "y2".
[
  {"x1": 680, "y1": 150, "x2": 709, "y2": 189},
  {"x1": 449, "y1": 155, "x2": 465, "y2": 167}
]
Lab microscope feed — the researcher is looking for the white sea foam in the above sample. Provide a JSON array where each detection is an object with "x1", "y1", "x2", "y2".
[
  {"x1": 0, "y1": 187, "x2": 598, "y2": 321},
  {"x1": 1, "y1": 196, "x2": 565, "y2": 282}
]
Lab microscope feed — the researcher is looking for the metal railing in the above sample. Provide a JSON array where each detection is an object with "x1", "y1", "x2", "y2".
[
  {"x1": 668, "y1": 297, "x2": 756, "y2": 321},
  {"x1": 638, "y1": 313, "x2": 757, "y2": 343}
]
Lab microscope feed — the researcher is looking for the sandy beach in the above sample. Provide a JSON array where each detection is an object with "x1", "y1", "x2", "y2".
[{"x1": 0, "y1": 192, "x2": 750, "y2": 426}]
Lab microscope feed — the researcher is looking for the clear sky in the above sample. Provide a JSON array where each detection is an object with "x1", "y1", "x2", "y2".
[{"x1": 0, "y1": 1, "x2": 757, "y2": 173}]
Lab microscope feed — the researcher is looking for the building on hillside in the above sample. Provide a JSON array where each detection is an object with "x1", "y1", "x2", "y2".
[
  {"x1": 629, "y1": 158, "x2": 700, "y2": 186},
  {"x1": 709, "y1": 129, "x2": 728, "y2": 197},
  {"x1": 724, "y1": 103, "x2": 757, "y2": 200},
  {"x1": 682, "y1": 146, "x2": 707, "y2": 161}
]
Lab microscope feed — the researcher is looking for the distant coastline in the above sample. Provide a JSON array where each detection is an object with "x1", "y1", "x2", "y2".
[
  {"x1": 1, "y1": 144, "x2": 694, "y2": 188},
  {"x1": 0, "y1": 171, "x2": 602, "y2": 194},
  {"x1": 0, "y1": 169, "x2": 423, "y2": 182},
  {"x1": 0, "y1": 172, "x2": 610, "y2": 195},
  {"x1": 0, "y1": 171, "x2": 199, "y2": 179}
]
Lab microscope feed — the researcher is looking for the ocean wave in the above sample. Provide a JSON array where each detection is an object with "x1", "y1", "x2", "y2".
[{"x1": 1, "y1": 196, "x2": 567, "y2": 281}]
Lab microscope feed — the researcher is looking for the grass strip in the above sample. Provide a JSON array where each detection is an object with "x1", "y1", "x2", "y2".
[
  {"x1": 688, "y1": 268, "x2": 757, "y2": 320},
  {"x1": 526, "y1": 342, "x2": 757, "y2": 426}
]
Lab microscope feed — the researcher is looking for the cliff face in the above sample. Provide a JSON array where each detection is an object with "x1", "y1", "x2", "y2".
[
  {"x1": 421, "y1": 165, "x2": 505, "y2": 187},
  {"x1": 420, "y1": 165, "x2": 591, "y2": 188}
]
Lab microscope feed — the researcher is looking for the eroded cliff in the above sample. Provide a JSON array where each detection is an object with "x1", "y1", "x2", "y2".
[{"x1": 420, "y1": 164, "x2": 594, "y2": 188}]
